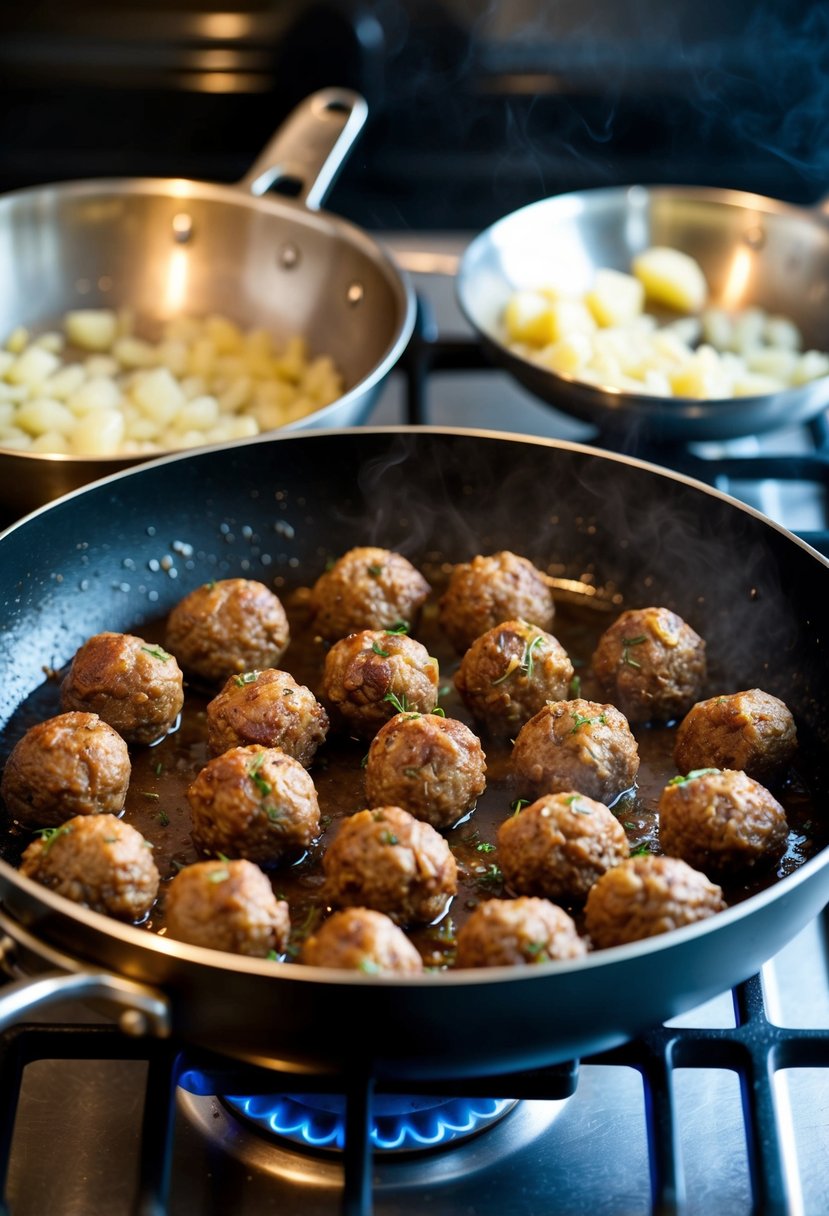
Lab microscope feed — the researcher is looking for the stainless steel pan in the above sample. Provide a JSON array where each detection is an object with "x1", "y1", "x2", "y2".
[
  {"x1": 457, "y1": 185, "x2": 829, "y2": 442},
  {"x1": 0, "y1": 427, "x2": 826, "y2": 1081},
  {"x1": 0, "y1": 89, "x2": 415, "y2": 516}
]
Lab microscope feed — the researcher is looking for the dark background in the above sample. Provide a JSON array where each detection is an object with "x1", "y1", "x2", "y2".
[{"x1": 1, "y1": 0, "x2": 827, "y2": 230}]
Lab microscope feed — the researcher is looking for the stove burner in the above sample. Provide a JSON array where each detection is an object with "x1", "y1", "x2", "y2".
[{"x1": 222, "y1": 1092, "x2": 518, "y2": 1154}]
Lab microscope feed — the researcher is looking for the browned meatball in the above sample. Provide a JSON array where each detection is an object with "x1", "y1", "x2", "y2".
[
  {"x1": 364, "y1": 713, "x2": 486, "y2": 829},
  {"x1": 300, "y1": 907, "x2": 423, "y2": 974},
  {"x1": 187, "y1": 745, "x2": 320, "y2": 865},
  {"x1": 323, "y1": 806, "x2": 457, "y2": 925},
  {"x1": 455, "y1": 897, "x2": 586, "y2": 968},
  {"x1": 584, "y1": 854, "x2": 726, "y2": 949},
  {"x1": 497, "y1": 791, "x2": 630, "y2": 903},
  {"x1": 591, "y1": 606, "x2": 706, "y2": 724},
  {"x1": 19, "y1": 813, "x2": 159, "y2": 922},
  {"x1": 320, "y1": 629, "x2": 439, "y2": 739},
  {"x1": 438, "y1": 551, "x2": 556, "y2": 654},
  {"x1": 659, "y1": 767, "x2": 788, "y2": 874},
  {"x1": 308, "y1": 547, "x2": 431, "y2": 641},
  {"x1": 61, "y1": 631, "x2": 184, "y2": 745},
  {"x1": 206, "y1": 668, "x2": 328, "y2": 764},
  {"x1": 674, "y1": 689, "x2": 797, "y2": 784},
  {"x1": 455, "y1": 619, "x2": 574, "y2": 736},
  {"x1": 1, "y1": 711, "x2": 130, "y2": 828},
  {"x1": 163, "y1": 858, "x2": 290, "y2": 957},
  {"x1": 165, "y1": 578, "x2": 290, "y2": 685},
  {"x1": 511, "y1": 699, "x2": 639, "y2": 803}
]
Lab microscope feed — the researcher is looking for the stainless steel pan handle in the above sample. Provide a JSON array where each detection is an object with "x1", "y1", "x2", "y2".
[
  {"x1": 237, "y1": 87, "x2": 369, "y2": 210},
  {"x1": 0, "y1": 918, "x2": 171, "y2": 1038}
]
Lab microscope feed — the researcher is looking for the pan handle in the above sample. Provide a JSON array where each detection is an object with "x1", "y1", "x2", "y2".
[
  {"x1": 236, "y1": 87, "x2": 368, "y2": 210},
  {"x1": 0, "y1": 928, "x2": 171, "y2": 1038}
]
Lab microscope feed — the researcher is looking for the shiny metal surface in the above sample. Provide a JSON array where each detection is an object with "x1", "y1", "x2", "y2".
[
  {"x1": 457, "y1": 185, "x2": 829, "y2": 440},
  {"x1": 0, "y1": 89, "x2": 415, "y2": 515}
]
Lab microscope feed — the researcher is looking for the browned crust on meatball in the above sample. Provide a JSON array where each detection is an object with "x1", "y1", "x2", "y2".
[
  {"x1": 163, "y1": 859, "x2": 290, "y2": 957},
  {"x1": 320, "y1": 630, "x2": 440, "y2": 739},
  {"x1": 455, "y1": 619, "x2": 574, "y2": 737},
  {"x1": 438, "y1": 552, "x2": 556, "y2": 654},
  {"x1": 1, "y1": 711, "x2": 130, "y2": 828},
  {"x1": 309, "y1": 547, "x2": 431, "y2": 642},
  {"x1": 61, "y1": 631, "x2": 184, "y2": 745},
  {"x1": 364, "y1": 713, "x2": 486, "y2": 829},
  {"x1": 497, "y1": 791, "x2": 630, "y2": 903},
  {"x1": 187, "y1": 745, "x2": 320, "y2": 865},
  {"x1": 300, "y1": 907, "x2": 423, "y2": 973},
  {"x1": 584, "y1": 854, "x2": 726, "y2": 949},
  {"x1": 323, "y1": 806, "x2": 457, "y2": 925},
  {"x1": 658, "y1": 768, "x2": 788, "y2": 873},
  {"x1": 591, "y1": 606, "x2": 706, "y2": 724},
  {"x1": 165, "y1": 578, "x2": 290, "y2": 685},
  {"x1": 511, "y1": 698, "x2": 639, "y2": 803},
  {"x1": 673, "y1": 689, "x2": 797, "y2": 784},
  {"x1": 455, "y1": 896, "x2": 586, "y2": 967},
  {"x1": 206, "y1": 668, "x2": 328, "y2": 765},
  {"x1": 19, "y1": 813, "x2": 159, "y2": 922}
]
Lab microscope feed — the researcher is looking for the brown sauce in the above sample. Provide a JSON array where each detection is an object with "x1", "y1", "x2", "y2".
[{"x1": 0, "y1": 575, "x2": 822, "y2": 969}]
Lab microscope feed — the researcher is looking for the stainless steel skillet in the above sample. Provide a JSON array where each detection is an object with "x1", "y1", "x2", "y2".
[
  {"x1": 457, "y1": 185, "x2": 829, "y2": 442},
  {"x1": 0, "y1": 426, "x2": 826, "y2": 1081}
]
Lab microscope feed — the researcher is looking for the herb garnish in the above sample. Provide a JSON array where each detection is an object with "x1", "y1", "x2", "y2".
[
  {"x1": 565, "y1": 794, "x2": 591, "y2": 814},
  {"x1": 380, "y1": 830, "x2": 399, "y2": 845},
  {"x1": 157, "y1": 810, "x2": 170, "y2": 827},
  {"x1": 630, "y1": 842, "x2": 654, "y2": 856},
  {"x1": 621, "y1": 635, "x2": 647, "y2": 668},
  {"x1": 570, "y1": 709, "x2": 607, "y2": 734},
  {"x1": 667, "y1": 768, "x2": 721, "y2": 786},
  {"x1": 477, "y1": 863, "x2": 503, "y2": 888},
  {"x1": 385, "y1": 621, "x2": 409, "y2": 635},
  {"x1": 141, "y1": 790, "x2": 160, "y2": 800},
  {"x1": 371, "y1": 642, "x2": 390, "y2": 657},
  {"x1": 493, "y1": 632, "x2": 545, "y2": 685},
  {"x1": 431, "y1": 705, "x2": 446, "y2": 717},
  {"x1": 141, "y1": 644, "x2": 172, "y2": 662},
  {"x1": 475, "y1": 841, "x2": 496, "y2": 853},
  {"x1": 384, "y1": 690, "x2": 415, "y2": 714},
  {"x1": 526, "y1": 940, "x2": 550, "y2": 963},
  {"x1": 569, "y1": 674, "x2": 582, "y2": 698},
  {"x1": 403, "y1": 766, "x2": 420, "y2": 778},
  {"x1": 36, "y1": 824, "x2": 73, "y2": 853},
  {"x1": 266, "y1": 806, "x2": 284, "y2": 822},
  {"x1": 367, "y1": 563, "x2": 384, "y2": 577},
  {"x1": 208, "y1": 866, "x2": 230, "y2": 883},
  {"x1": 233, "y1": 670, "x2": 259, "y2": 687},
  {"x1": 267, "y1": 949, "x2": 279, "y2": 962},
  {"x1": 510, "y1": 798, "x2": 530, "y2": 814},
  {"x1": 359, "y1": 958, "x2": 381, "y2": 974},
  {"x1": 247, "y1": 751, "x2": 271, "y2": 797}
]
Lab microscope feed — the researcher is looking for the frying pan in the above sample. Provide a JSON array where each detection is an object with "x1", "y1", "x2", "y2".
[
  {"x1": 0, "y1": 89, "x2": 415, "y2": 517},
  {"x1": 0, "y1": 426, "x2": 827, "y2": 1082},
  {"x1": 457, "y1": 185, "x2": 829, "y2": 443}
]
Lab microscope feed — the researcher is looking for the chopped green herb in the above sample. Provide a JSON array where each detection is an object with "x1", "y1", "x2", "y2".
[
  {"x1": 367, "y1": 563, "x2": 384, "y2": 577},
  {"x1": 526, "y1": 940, "x2": 550, "y2": 963},
  {"x1": 360, "y1": 752, "x2": 369, "y2": 769},
  {"x1": 267, "y1": 949, "x2": 279, "y2": 962},
  {"x1": 359, "y1": 958, "x2": 381, "y2": 974},
  {"x1": 431, "y1": 705, "x2": 446, "y2": 717},
  {"x1": 265, "y1": 805, "x2": 284, "y2": 822},
  {"x1": 570, "y1": 710, "x2": 607, "y2": 734},
  {"x1": 36, "y1": 824, "x2": 73, "y2": 853},
  {"x1": 510, "y1": 797, "x2": 530, "y2": 814},
  {"x1": 621, "y1": 635, "x2": 647, "y2": 668},
  {"x1": 380, "y1": 830, "x2": 399, "y2": 846},
  {"x1": 371, "y1": 642, "x2": 390, "y2": 657},
  {"x1": 154, "y1": 761, "x2": 164, "y2": 776},
  {"x1": 403, "y1": 766, "x2": 420, "y2": 778},
  {"x1": 477, "y1": 863, "x2": 503, "y2": 888},
  {"x1": 216, "y1": 852, "x2": 231, "y2": 862},
  {"x1": 203, "y1": 580, "x2": 217, "y2": 590},
  {"x1": 208, "y1": 867, "x2": 230, "y2": 883},
  {"x1": 475, "y1": 841, "x2": 496, "y2": 853},
  {"x1": 569, "y1": 674, "x2": 582, "y2": 698},
  {"x1": 493, "y1": 632, "x2": 545, "y2": 686},
  {"x1": 141, "y1": 644, "x2": 172, "y2": 662},
  {"x1": 439, "y1": 685, "x2": 451, "y2": 698},
  {"x1": 103, "y1": 836, "x2": 117, "y2": 844},
  {"x1": 385, "y1": 621, "x2": 409, "y2": 635},
  {"x1": 157, "y1": 810, "x2": 170, "y2": 827},
  {"x1": 141, "y1": 791, "x2": 160, "y2": 800},
  {"x1": 384, "y1": 690, "x2": 413, "y2": 714},
  {"x1": 667, "y1": 768, "x2": 721, "y2": 786},
  {"x1": 247, "y1": 751, "x2": 271, "y2": 797},
  {"x1": 630, "y1": 843, "x2": 653, "y2": 856},
  {"x1": 233, "y1": 670, "x2": 259, "y2": 687}
]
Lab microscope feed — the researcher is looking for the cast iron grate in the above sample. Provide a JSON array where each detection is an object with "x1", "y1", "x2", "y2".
[
  {"x1": 0, "y1": 972, "x2": 827, "y2": 1216},
  {"x1": 400, "y1": 299, "x2": 829, "y2": 558}
]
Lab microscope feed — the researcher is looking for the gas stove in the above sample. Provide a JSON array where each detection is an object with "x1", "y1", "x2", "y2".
[{"x1": 0, "y1": 239, "x2": 828, "y2": 1216}]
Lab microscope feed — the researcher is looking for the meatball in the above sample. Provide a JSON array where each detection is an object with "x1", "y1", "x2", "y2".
[
  {"x1": 19, "y1": 813, "x2": 159, "y2": 922},
  {"x1": 165, "y1": 578, "x2": 290, "y2": 685},
  {"x1": 187, "y1": 745, "x2": 320, "y2": 865},
  {"x1": 206, "y1": 668, "x2": 328, "y2": 765},
  {"x1": 659, "y1": 767, "x2": 788, "y2": 874},
  {"x1": 320, "y1": 629, "x2": 439, "y2": 739},
  {"x1": 455, "y1": 619, "x2": 574, "y2": 736},
  {"x1": 674, "y1": 689, "x2": 797, "y2": 784},
  {"x1": 308, "y1": 547, "x2": 431, "y2": 642},
  {"x1": 1, "y1": 711, "x2": 130, "y2": 828},
  {"x1": 323, "y1": 806, "x2": 457, "y2": 925},
  {"x1": 163, "y1": 858, "x2": 290, "y2": 957},
  {"x1": 61, "y1": 631, "x2": 184, "y2": 746},
  {"x1": 511, "y1": 698, "x2": 639, "y2": 803},
  {"x1": 364, "y1": 713, "x2": 486, "y2": 829},
  {"x1": 584, "y1": 854, "x2": 726, "y2": 949},
  {"x1": 455, "y1": 897, "x2": 586, "y2": 968},
  {"x1": 497, "y1": 792, "x2": 630, "y2": 903},
  {"x1": 438, "y1": 551, "x2": 556, "y2": 654},
  {"x1": 591, "y1": 606, "x2": 706, "y2": 724},
  {"x1": 300, "y1": 907, "x2": 423, "y2": 974}
]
